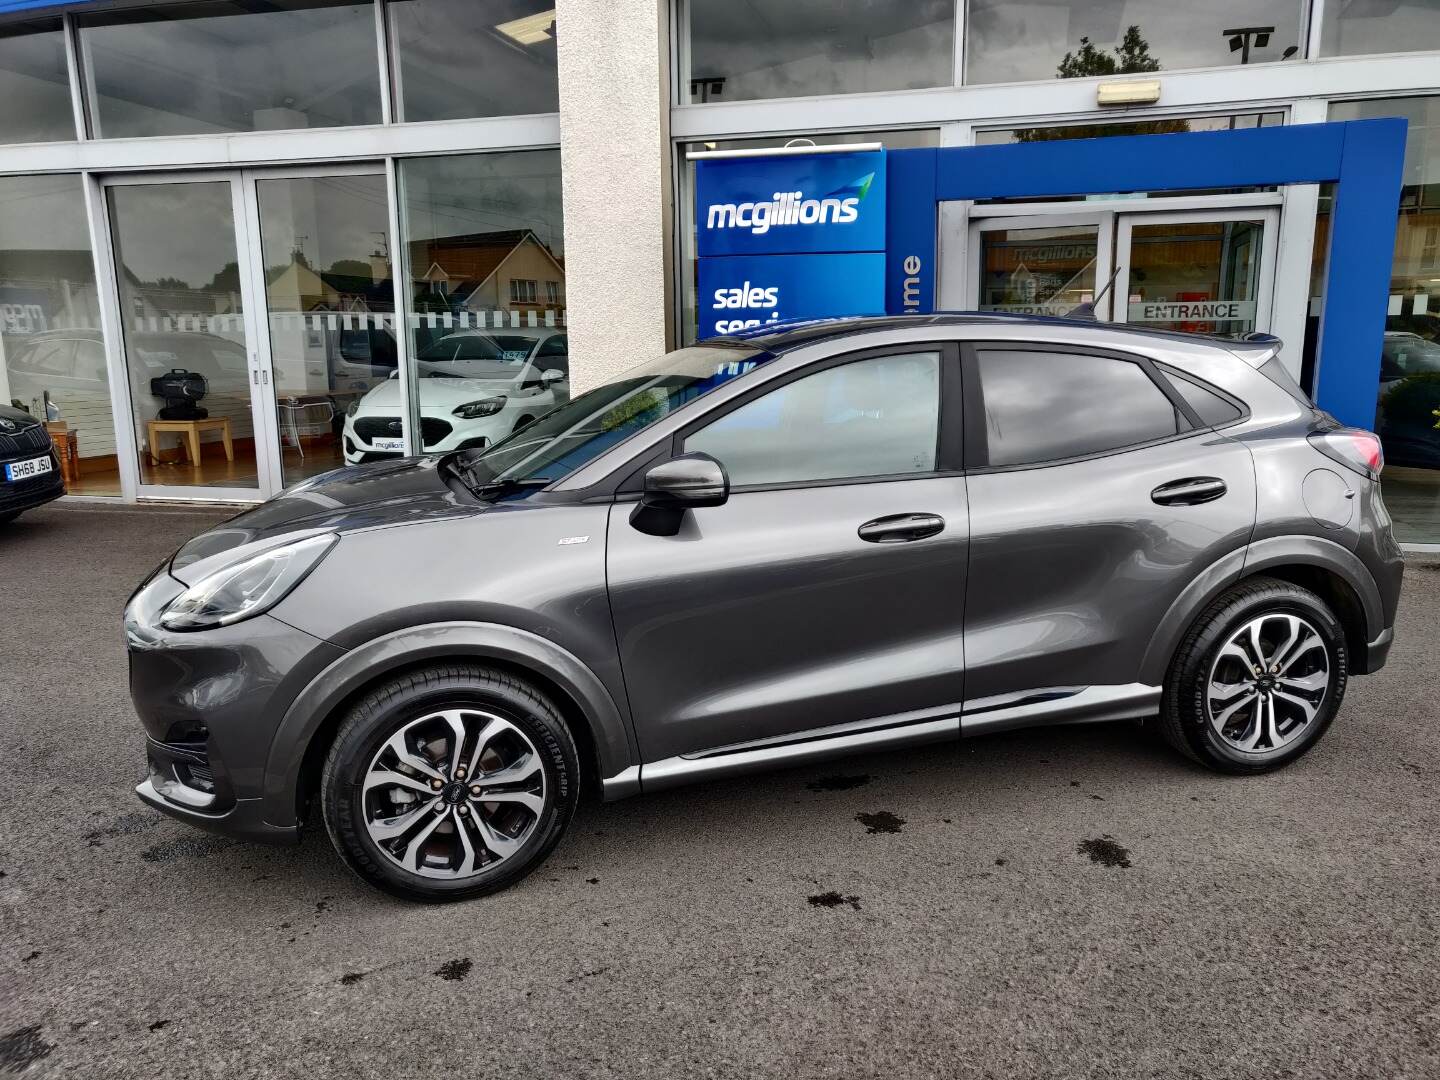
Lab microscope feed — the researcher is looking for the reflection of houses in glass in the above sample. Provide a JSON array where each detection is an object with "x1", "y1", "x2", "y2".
[{"x1": 414, "y1": 229, "x2": 565, "y2": 318}]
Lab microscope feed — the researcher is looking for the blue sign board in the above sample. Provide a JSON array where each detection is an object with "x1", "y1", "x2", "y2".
[
  {"x1": 697, "y1": 253, "x2": 885, "y2": 338},
  {"x1": 695, "y1": 149, "x2": 888, "y2": 335},
  {"x1": 695, "y1": 150, "x2": 886, "y2": 258}
]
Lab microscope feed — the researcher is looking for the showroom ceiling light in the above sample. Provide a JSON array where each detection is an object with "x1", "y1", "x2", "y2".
[{"x1": 496, "y1": 9, "x2": 556, "y2": 46}]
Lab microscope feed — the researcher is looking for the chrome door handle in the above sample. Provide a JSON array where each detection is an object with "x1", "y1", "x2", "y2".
[
  {"x1": 857, "y1": 513, "x2": 945, "y2": 543},
  {"x1": 1151, "y1": 477, "x2": 1227, "y2": 506}
]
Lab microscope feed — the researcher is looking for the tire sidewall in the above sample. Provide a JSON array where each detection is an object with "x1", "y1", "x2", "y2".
[
  {"x1": 1173, "y1": 587, "x2": 1348, "y2": 771},
  {"x1": 323, "y1": 672, "x2": 577, "y2": 902}
]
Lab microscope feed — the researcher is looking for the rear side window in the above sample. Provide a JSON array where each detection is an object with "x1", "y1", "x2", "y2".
[
  {"x1": 1160, "y1": 369, "x2": 1244, "y2": 427},
  {"x1": 976, "y1": 348, "x2": 1183, "y2": 467}
]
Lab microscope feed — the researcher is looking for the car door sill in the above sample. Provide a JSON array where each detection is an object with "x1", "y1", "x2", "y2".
[{"x1": 626, "y1": 683, "x2": 1161, "y2": 795}]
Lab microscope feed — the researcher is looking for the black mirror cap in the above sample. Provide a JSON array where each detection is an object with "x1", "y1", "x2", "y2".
[
  {"x1": 644, "y1": 452, "x2": 729, "y2": 508},
  {"x1": 630, "y1": 452, "x2": 729, "y2": 536}
]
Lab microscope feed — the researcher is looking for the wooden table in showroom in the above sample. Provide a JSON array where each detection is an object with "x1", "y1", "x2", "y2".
[{"x1": 146, "y1": 417, "x2": 234, "y2": 466}]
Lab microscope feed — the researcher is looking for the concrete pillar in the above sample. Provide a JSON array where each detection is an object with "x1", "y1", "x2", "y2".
[{"x1": 555, "y1": 0, "x2": 672, "y2": 390}]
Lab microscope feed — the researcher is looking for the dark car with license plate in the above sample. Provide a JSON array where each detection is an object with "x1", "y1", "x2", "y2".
[{"x1": 0, "y1": 404, "x2": 64, "y2": 523}]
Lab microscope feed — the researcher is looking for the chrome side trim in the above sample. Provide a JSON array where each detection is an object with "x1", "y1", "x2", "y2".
[
  {"x1": 639, "y1": 717, "x2": 958, "y2": 794},
  {"x1": 599, "y1": 764, "x2": 641, "y2": 802},
  {"x1": 960, "y1": 682, "x2": 1161, "y2": 737},
  {"x1": 685, "y1": 700, "x2": 967, "y2": 759}
]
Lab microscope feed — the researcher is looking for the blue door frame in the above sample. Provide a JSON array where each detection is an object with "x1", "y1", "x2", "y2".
[{"x1": 884, "y1": 119, "x2": 1408, "y2": 429}]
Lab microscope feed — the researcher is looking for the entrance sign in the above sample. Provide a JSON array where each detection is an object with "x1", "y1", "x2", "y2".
[
  {"x1": 1128, "y1": 300, "x2": 1258, "y2": 323},
  {"x1": 694, "y1": 149, "x2": 887, "y2": 332}
]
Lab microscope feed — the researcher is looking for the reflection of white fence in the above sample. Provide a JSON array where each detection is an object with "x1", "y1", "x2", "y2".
[{"x1": 130, "y1": 309, "x2": 569, "y2": 334}]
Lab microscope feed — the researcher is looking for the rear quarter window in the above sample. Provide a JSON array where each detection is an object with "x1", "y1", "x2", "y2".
[{"x1": 975, "y1": 348, "x2": 1184, "y2": 467}]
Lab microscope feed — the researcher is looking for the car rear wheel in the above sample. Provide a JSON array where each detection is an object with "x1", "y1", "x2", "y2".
[
  {"x1": 321, "y1": 663, "x2": 579, "y2": 902},
  {"x1": 1160, "y1": 576, "x2": 1348, "y2": 773}
]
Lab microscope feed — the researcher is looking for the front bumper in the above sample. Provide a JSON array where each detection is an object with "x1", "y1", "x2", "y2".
[
  {"x1": 1, "y1": 448, "x2": 64, "y2": 514},
  {"x1": 126, "y1": 570, "x2": 344, "y2": 839}
]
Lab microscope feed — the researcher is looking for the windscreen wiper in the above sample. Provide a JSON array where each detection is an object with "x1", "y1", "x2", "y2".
[{"x1": 472, "y1": 476, "x2": 552, "y2": 500}]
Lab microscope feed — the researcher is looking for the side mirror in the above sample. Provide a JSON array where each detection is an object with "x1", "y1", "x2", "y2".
[
  {"x1": 629, "y1": 452, "x2": 729, "y2": 536},
  {"x1": 541, "y1": 367, "x2": 566, "y2": 388}
]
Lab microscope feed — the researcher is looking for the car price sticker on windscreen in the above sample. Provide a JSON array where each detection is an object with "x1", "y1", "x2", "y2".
[{"x1": 1127, "y1": 300, "x2": 1257, "y2": 322}]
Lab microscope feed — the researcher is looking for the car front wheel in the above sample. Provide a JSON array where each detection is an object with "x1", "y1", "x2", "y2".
[
  {"x1": 321, "y1": 663, "x2": 579, "y2": 902},
  {"x1": 1160, "y1": 576, "x2": 1348, "y2": 774}
]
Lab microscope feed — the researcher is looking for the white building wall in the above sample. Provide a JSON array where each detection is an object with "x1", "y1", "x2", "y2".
[{"x1": 555, "y1": 0, "x2": 672, "y2": 390}]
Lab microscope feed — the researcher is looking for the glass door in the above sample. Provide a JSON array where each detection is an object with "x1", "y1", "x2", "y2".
[
  {"x1": 240, "y1": 165, "x2": 398, "y2": 490},
  {"x1": 1116, "y1": 209, "x2": 1280, "y2": 337},
  {"x1": 970, "y1": 213, "x2": 1116, "y2": 319},
  {"x1": 104, "y1": 174, "x2": 275, "y2": 500}
]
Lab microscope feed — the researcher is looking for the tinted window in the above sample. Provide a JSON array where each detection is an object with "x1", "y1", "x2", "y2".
[
  {"x1": 1161, "y1": 369, "x2": 1244, "y2": 427},
  {"x1": 977, "y1": 349, "x2": 1182, "y2": 467},
  {"x1": 0, "y1": 20, "x2": 74, "y2": 145},
  {"x1": 685, "y1": 351, "x2": 940, "y2": 487}
]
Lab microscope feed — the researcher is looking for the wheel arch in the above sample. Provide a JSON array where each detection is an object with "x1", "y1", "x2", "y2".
[
  {"x1": 261, "y1": 622, "x2": 639, "y2": 832},
  {"x1": 1140, "y1": 536, "x2": 1385, "y2": 686}
]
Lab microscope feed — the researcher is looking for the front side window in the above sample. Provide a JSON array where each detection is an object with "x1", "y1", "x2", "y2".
[
  {"x1": 977, "y1": 349, "x2": 1182, "y2": 467},
  {"x1": 685, "y1": 351, "x2": 941, "y2": 487}
]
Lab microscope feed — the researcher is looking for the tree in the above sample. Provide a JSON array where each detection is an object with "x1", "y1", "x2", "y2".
[
  {"x1": 1056, "y1": 25, "x2": 1161, "y2": 78},
  {"x1": 1015, "y1": 26, "x2": 1184, "y2": 142}
]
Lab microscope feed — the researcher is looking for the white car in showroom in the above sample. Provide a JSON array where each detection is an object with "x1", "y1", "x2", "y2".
[{"x1": 342, "y1": 329, "x2": 569, "y2": 463}]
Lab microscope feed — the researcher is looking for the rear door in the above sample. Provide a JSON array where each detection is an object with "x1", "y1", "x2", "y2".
[
  {"x1": 961, "y1": 343, "x2": 1256, "y2": 708},
  {"x1": 606, "y1": 343, "x2": 969, "y2": 763}
]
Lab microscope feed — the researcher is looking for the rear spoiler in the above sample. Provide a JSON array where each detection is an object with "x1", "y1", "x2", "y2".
[{"x1": 1227, "y1": 332, "x2": 1283, "y2": 369}]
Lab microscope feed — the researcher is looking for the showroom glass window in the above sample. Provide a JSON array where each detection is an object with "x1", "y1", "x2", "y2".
[
  {"x1": 1319, "y1": 97, "x2": 1440, "y2": 545},
  {"x1": 78, "y1": 0, "x2": 382, "y2": 138},
  {"x1": 677, "y1": 129, "x2": 939, "y2": 345},
  {"x1": 388, "y1": 0, "x2": 558, "y2": 121},
  {"x1": 1321, "y1": 0, "x2": 1440, "y2": 57},
  {"x1": 964, "y1": 0, "x2": 1305, "y2": 86},
  {"x1": 679, "y1": 0, "x2": 954, "y2": 103},
  {"x1": 0, "y1": 176, "x2": 120, "y2": 496},
  {"x1": 398, "y1": 150, "x2": 566, "y2": 455},
  {"x1": 0, "y1": 19, "x2": 75, "y2": 145}
]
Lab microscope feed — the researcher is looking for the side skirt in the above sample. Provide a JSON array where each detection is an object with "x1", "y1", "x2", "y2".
[{"x1": 603, "y1": 683, "x2": 1161, "y2": 798}]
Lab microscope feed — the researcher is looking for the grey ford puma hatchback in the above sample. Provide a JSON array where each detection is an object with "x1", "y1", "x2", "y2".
[{"x1": 125, "y1": 315, "x2": 1403, "y2": 902}]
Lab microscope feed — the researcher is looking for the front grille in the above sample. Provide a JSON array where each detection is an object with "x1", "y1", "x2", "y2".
[
  {"x1": 353, "y1": 416, "x2": 453, "y2": 447},
  {"x1": 0, "y1": 422, "x2": 50, "y2": 459},
  {"x1": 353, "y1": 416, "x2": 406, "y2": 442}
]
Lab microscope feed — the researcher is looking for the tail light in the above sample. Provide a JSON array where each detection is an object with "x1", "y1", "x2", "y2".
[{"x1": 1308, "y1": 428, "x2": 1383, "y2": 480}]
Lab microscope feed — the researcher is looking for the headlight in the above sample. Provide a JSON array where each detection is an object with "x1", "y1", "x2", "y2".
[
  {"x1": 160, "y1": 534, "x2": 337, "y2": 632},
  {"x1": 453, "y1": 395, "x2": 507, "y2": 419},
  {"x1": 345, "y1": 397, "x2": 360, "y2": 417}
]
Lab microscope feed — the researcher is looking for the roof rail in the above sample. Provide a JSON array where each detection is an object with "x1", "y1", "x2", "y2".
[{"x1": 1227, "y1": 332, "x2": 1283, "y2": 368}]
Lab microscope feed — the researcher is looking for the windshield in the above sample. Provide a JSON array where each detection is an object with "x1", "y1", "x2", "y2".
[
  {"x1": 452, "y1": 342, "x2": 770, "y2": 489},
  {"x1": 416, "y1": 331, "x2": 533, "y2": 380}
]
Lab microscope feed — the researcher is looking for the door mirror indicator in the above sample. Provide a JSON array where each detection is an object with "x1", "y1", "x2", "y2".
[{"x1": 630, "y1": 452, "x2": 729, "y2": 536}]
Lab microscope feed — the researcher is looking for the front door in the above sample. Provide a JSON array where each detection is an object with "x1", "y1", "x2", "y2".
[
  {"x1": 606, "y1": 345, "x2": 969, "y2": 763},
  {"x1": 966, "y1": 206, "x2": 1278, "y2": 336},
  {"x1": 1116, "y1": 209, "x2": 1279, "y2": 337},
  {"x1": 101, "y1": 165, "x2": 397, "y2": 501}
]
